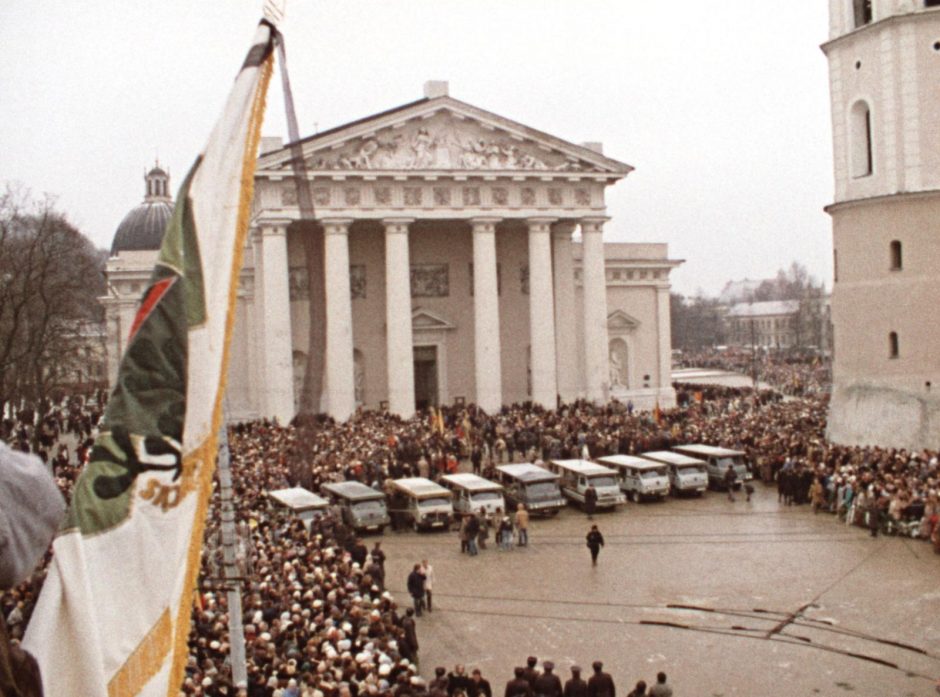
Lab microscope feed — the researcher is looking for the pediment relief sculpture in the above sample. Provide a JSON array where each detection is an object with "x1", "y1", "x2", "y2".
[{"x1": 303, "y1": 112, "x2": 600, "y2": 173}]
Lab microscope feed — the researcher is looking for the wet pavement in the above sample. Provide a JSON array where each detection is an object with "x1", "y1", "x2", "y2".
[{"x1": 379, "y1": 484, "x2": 940, "y2": 696}]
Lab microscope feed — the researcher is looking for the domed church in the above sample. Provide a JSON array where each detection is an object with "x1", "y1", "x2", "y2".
[
  {"x1": 102, "y1": 84, "x2": 681, "y2": 423},
  {"x1": 110, "y1": 165, "x2": 173, "y2": 255}
]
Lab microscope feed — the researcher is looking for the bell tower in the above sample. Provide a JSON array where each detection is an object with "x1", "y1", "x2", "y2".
[{"x1": 822, "y1": 1, "x2": 940, "y2": 448}]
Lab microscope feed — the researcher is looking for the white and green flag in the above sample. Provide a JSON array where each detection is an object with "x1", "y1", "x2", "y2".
[{"x1": 24, "y1": 18, "x2": 277, "y2": 697}]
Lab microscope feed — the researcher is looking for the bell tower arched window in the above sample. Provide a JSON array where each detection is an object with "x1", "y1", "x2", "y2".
[
  {"x1": 889, "y1": 331, "x2": 899, "y2": 359},
  {"x1": 850, "y1": 101, "x2": 873, "y2": 178}
]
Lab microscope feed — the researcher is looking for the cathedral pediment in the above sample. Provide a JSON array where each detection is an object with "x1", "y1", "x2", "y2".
[
  {"x1": 412, "y1": 307, "x2": 455, "y2": 331},
  {"x1": 608, "y1": 310, "x2": 640, "y2": 332},
  {"x1": 258, "y1": 96, "x2": 632, "y2": 178}
]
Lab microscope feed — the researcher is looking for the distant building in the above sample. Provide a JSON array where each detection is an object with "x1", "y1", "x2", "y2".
[
  {"x1": 102, "y1": 84, "x2": 682, "y2": 422},
  {"x1": 822, "y1": 1, "x2": 940, "y2": 449},
  {"x1": 726, "y1": 300, "x2": 800, "y2": 349},
  {"x1": 725, "y1": 298, "x2": 832, "y2": 353}
]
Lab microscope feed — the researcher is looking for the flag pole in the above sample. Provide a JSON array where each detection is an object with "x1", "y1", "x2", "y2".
[{"x1": 217, "y1": 418, "x2": 248, "y2": 687}]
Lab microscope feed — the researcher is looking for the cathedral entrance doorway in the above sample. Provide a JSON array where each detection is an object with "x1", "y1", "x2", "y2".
[{"x1": 413, "y1": 345, "x2": 439, "y2": 410}]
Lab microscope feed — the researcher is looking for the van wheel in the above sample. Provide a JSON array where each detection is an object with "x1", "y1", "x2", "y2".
[
  {"x1": 378, "y1": 526, "x2": 385, "y2": 535},
  {"x1": 631, "y1": 490, "x2": 640, "y2": 503}
]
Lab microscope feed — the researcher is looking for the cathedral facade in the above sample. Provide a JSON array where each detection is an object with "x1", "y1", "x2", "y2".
[{"x1": 103, "y1": 83, "x2": 680, "y2": 422}]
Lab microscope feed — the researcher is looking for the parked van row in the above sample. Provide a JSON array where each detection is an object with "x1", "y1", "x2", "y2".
[{"x1": 267, "y1": 443, "x2": 751, "y2": 532}]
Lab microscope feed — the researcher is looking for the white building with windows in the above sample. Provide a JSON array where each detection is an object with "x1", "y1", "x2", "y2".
[
  {"x1": 103, "y1": 83, "x2": 681, "y2": 422},
  {"x1": 822, "y1": 0, "x2": 940, "y2": 448}
]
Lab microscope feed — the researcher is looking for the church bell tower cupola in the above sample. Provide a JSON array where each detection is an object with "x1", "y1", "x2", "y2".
[{"x1": 144, "y1": 162, "x2": 171, "y2": 203}]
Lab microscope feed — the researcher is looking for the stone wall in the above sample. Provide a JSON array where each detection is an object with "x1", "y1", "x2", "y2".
[{"x1": 827, "y1": 381, "x2": 940, "y2": 450}]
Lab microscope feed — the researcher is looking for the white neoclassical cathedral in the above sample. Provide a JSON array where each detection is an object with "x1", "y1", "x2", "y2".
[{"x1": 103, "y1": 82, "x2": 681, "y2": 423}]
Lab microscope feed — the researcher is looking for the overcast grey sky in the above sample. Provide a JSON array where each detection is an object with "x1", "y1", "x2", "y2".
[{"x1": 0, "y1": 1, "x2": 834, "y2": 296}]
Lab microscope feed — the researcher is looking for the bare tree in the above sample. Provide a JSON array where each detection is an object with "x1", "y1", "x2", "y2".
[
  {"x1": 0, "y1": 184, "x2": 105, "y2": 419},
  {"x1": 671, "y1": 292, "x2": 726, "y2": 350}
]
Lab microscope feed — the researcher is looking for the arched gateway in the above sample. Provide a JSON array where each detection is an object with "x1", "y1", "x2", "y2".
[{"x1": 103, "y1": 82, "x2": 681, "y2": 422}]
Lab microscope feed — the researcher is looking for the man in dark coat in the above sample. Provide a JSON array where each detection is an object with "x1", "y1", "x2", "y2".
[
  {"x1": 584, "y1": 485, "x2": 598, "y2": 519},
  {"x1": 371, "y1": 541, "x2": 386, "y2": 572},
  {"x1": 522, "y1": 656, "x2": 540, "y2": 688},
  {"x1": 401, "y1": 608, "x2": 419, "y2": 662},
  {"x1": 350, "y1": 537, "x2": 369, "y2": 566},
  {"x1": 466, "y1": 514, "x2": 481, "y2": 555},
  {"x1": 564, "y1": 666, "x2": 588, "y2": 697},
  {"x1": 586, "y1": 525, "x2": 605, "y2": 566},
  {"x1": 448, "y1": 665, "x2": 473, "y2": 696},
  {"x1": 407, "y1": 563, "x2": 427, "y2": 615},
  {"x1": 532, "y1": 661, "x2": 563, "y2": 697},
  {"x1": 587, "y1": 661, "x2": 615, "y2": 697},
  {"x1": 724, "y1": 465, "x2": 737, "y2": 502},
  {"x1": 506, "y1": 667, "x2": 534, "y2": 697},
  {"x1": 430, "y1": 667, "x2": 450, "y2": 697},
  {"x1": 469, "y1": 669, "x2": 493, "y2": 697}
]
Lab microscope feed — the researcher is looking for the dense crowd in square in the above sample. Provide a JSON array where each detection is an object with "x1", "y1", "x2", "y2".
[{"x1": 2, "y1": 353, "x2": 939, "y2": 695}]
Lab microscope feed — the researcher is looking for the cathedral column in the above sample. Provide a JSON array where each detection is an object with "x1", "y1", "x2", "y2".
[
  {"x1": 257, "y1": 221, "x2": 295, "y2": 423},
  {"x1": 580, "y1": 218, "x2": 610, "y2": 403},
  {"x1": 527, "y1": 218, "x2": 558, "y2": 408},
  {"x1": 384, "y1": 218, "x2": 415, "y2": 418},
  {"x1": 552, "y1": 222, "x2": 579, "y2": 403},
  {"x1": 471, "y1": 218, "x2": 503, "y2": 413},
  {"x1": 656, "y1": 285, "x2": 672, "y2": 390},
  {"x1": 323, "y1": 219, "x2": 356, "y2": 421},
  {"x1": 251, "y1": 230, "x2": 265, "y2": 415}
]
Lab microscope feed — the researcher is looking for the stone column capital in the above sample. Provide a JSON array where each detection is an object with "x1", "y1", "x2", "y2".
[
  {"x1": 579, "y1": 216, "x2": 610, "y2": 235},
  {"x1": 526, "y1": 217, "x2": 557, "y2": 234},
  {"x1": 382, "y1": 218, "x2": 414, "y2": 234},
  {"x1": 256, "y1": 218, "x2": 292, "y2": 236},
  {"x1": 321, "y1": 218, "x2": 353, "y2": 236},
  {"x1": 470, "y1": 217, "x2": 501, "y2": 234}
]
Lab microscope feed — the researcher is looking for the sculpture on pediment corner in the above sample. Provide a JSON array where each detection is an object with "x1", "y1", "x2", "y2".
[
  {"x1": 336, "y1": 134, "x2": 404, "y2": 169},
  {"x1": 519, "y1": 152, "x2": 548, "y2": 170}
]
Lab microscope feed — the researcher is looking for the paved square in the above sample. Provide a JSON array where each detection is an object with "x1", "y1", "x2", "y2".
[{"x1": 380, "y1": 486, "x2": 939, "y2": 696}]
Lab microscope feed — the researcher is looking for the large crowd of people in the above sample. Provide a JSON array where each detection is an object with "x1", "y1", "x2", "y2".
[
  {"x1": 674, "y1": 347, "x2": 831, "y2": 396},
  {"x1": 3, "y1": 356, "x2": 939, "y2": 695}
]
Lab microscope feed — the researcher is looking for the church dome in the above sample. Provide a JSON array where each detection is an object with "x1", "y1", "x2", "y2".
[{"x1": 110, "y1": 164, "x2": 173, "y2": 255}]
